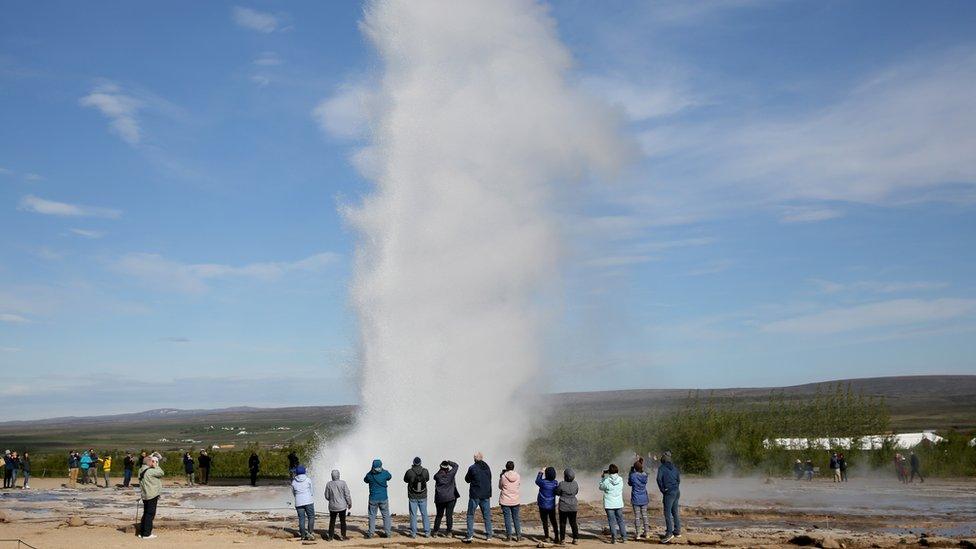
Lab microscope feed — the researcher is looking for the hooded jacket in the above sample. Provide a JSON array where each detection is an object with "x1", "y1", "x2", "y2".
[
  {"x1": 183, "y1": 454, "x2": 194, "y2": 473},
  {"x1": 325, "y1": 469, "x2": 353, "y2": 512},
  {"x1": 556, "y1": 469, "x2": 579, "y2": 512},
  {"x1": 535, "y1": 467, "x2": 559, "y2": 510},
  {"x1": 433, "y1": 461, "x2": 460, "y2": 503},
  {"x1": 656, "y1": 460, "x2": 680, "y2": 494},
  {"x1": 80, "y1": 453, "x2": 92, "y2": 470},
  {"x1": 403, "y1": 464, "x2": 430, "y2": 500},
  {"x1": 102, "y1": 456, "x2": 112, "y2": 472},
  {"x1": 138, "y1": 464, "x2": 165, "y2": 500},
  {"x1": 599, "y1": 473, "x2": 624, "y2": 509},
  {"x1": 628, "y1": 469, "x2": 649, "y2": 506},
  {"x1": 364, "y1": 459, "x2": 392, "y2": 502},
  {"x1": 292, "y1": 473, "x2": 314, "y2": 507},
  {"x1": 498, "y1": 469, "x2": 521, "y2": 506},
  {"x1": 465, "y1": 460, "x2": 492, "y2": 500}
]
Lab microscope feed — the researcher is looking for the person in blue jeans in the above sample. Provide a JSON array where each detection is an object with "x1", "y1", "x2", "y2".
[
  {"x1": 656, "y1": 451, "x2": 681, "y2": 544},
  {"x1": 403, "y1": 456, "x2": 431, "y2": 538},
  {"x1": 462, "y1": 452, "x2": 493, "y2": 543},
  {"x1": 599, "y1": 463, "x2": 627, "y2": 544},
  {"x1": 364, "y1": 459, "x2": 392, "y2": 538},
  {"x1": 291, "y1": 465, "x2": 315, "y2": 541}
]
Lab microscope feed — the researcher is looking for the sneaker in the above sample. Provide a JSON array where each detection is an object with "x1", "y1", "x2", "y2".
[
  {"x1": 364, "y1": 533, "x2": 373, "y2": 539},
  {"x1": 611, "y1": 537, "x2": 616, "y2": 544},
  {"x1": 462, "y1": 537, "x2": 474, "y2": 544},
  {"x1": 661, "y1": 534, "x2": 674, "y2": 544},
  {"x1": 144, "y1": 534, "x2": 157, "y2": 539},
  {"x1": 674, "y1": 533, "x2": 682, "y2": 538},
  {"x1": 485, "y1": 535, "x2": 492, "y2": 541},
  {"x1": 572, "y1": 539, "x2": 578, "y2": 545}
]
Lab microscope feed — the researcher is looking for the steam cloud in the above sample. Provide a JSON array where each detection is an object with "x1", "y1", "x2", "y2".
[{"x1": 314, "y1": 0, "x2": 628, "y2": 510}]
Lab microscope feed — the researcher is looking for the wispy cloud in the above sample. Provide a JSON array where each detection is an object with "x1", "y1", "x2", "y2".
[
  {"x1": 232, "y1": 6, "x2": 279, "y2": 33},
  {"x1": 313, "y1": 83, "x2": 372, "y2": 140},
  {"x1": 779, "y1": 206, "x2": 843, "y2": 224},
  {"x1": 253, "y1": 51, "x2": 282, "y2": 66},
  {"x1": 79, "y1": 82, "x2": 143, "y2": 144},
  {"x1": 761, "y1": 298, "x2": 976, "y2": 335},
  {"x1": 69, "y1": 228, "x2": 106, "y2": 239},
  {"x1": 18, "y1": 195, "x2": 121, "y2": 218},
  {"x1": 0, "y1": 313, "x2": 30, "y2": 324},
  {"x1": 160, "y1": 336, "x2": 190, "y2": 343},
  {"x1": 0, "y1": 347, "x2": 20, "y2": 353},
  {"x1": 582, "y1": 74, "x2": 700, "y2": 122},
  {"x1": 112, "y1": 251, "x2": 340, "y2": 293},
  {"x1": 809, "y1": 278, "x2": 948, "y2": 295},
  {"x1": 24, "y1": 172, "x2": 43, "y2": 182}
]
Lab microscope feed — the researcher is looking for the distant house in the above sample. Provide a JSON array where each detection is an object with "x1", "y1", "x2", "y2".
[{"x1": 211, "y1": 444, "x2": 221, "y2": 450}]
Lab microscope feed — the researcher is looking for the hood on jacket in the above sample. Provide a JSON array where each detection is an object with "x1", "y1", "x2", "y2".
[
  {"x1": 564, "y1": 468, "x2": 575, "y2": 482},
  {"x1": 331, "y1": 469, "x2": 340, "y2": 480},
  {"x1": 294, "y1": 473, "x2": 308, "y2": 482},
  {"x1": 371, "y1": 458, "x2": 382, "y2": 471},
  {"x1": 661, "y1": 451, "x2": 672, "y2": 463},
  {"x1": 502, "y1": 470, "x2": 520, "y2": 482},
  {"x1": 605, "y1": 473, "x2": 622, "y2": 484},
  {"x1": 544, "y1": 467, "x2": 556, "y2": 481}
]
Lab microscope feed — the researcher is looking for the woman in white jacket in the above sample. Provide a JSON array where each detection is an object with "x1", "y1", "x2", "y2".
[{"x1": 291, "y1": 465, "x2": 315, "y2": 541}]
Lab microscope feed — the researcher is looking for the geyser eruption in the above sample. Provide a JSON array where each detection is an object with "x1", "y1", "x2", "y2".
[{"x1": 315, "y1": 0, "x2": 628, "y2": 509}]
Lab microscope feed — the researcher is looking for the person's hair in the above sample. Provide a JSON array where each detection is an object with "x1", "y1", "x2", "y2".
[
  {"x1": 634, "y1": 461, "x2": 644, "y2": 473},
  {"x1": 473, "y1": 452, "x2": 483, "y2": 461},
  {"x1": 607, "y1": 463, "x2": 619, "y2": 474},
  {"x1": 505, "y1": 461, "x2": 515, "y2": 471}
]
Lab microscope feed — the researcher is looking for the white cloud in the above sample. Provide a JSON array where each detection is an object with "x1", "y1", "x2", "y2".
[
  {"x1": 18, "y1": 195, "x2": 121, "y2": 218},
  {"x1": 0, "y1": 347, "x2": 20, "y2": 353},
  {"x1": 232, "y1": 6, "x2": 279, "y2": 33},
  {"x1": 0, "y1": 167, "x2": 11, "y2": 175},
  {"x1": 810, "y1": 279, "x2": 948, "y2": 295},
  {"x1": 761, "y1": 298, "x2": 976, "y2": 335},
  {"x1": 112, "y1": 251, "x2": 339, "y2": 293},
  {"x1": 24, "y1": 172, "x2": 43, "y2": 182},
  {"x1": 312, "y1": 83, "x2": 372, "y2": 140},
  {"x1": 250, "y1": 74, "x2": 271, "y2": 87},
  {"x1": 779, "y1": 206, "x2": 843, "y2": 223},
  {"x1": 0, "y1": 313, "x2": 30, "y2": 324},
  {"x1": 79, "y1": 82, "x2": 143, "y2": 144},
  {"x1": 253, "y1": 51, "x2": 282, "y2": 66},
  {"x1": 582, "y1": 75, "x2": 700, "y2": 122},
  {"x1": 69, "y1": 228, "x2": 106, "y2": 239}
]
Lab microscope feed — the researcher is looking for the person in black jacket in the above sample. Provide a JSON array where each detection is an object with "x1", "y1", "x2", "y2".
[
  {"x1": 404, "y1": 456, "x2": 431, "y2": 538},
  {"x1": 463, "y1": 452, "x2": 493, "y2": 543},
  {"x1": 432, "y1": 460, "x2": 459, "y2": 537},
  {"x1": 123, "y1": 452, "x2": 135, "y2": 487},
  {"x1": 909, "y1": 451, "x2": 924, "y2": 483},
  {"x1": 287, "y1": 451, "x2": 299, "y2": 479},
  {"x1": 198, "y1": 450, "x2": 212, "y2": 485},
  {"x1": 248, "y1": 452, "x2": 260, "y2": 486}
]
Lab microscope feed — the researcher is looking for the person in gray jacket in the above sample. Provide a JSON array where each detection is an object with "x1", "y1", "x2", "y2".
[
  {"x1": 325, "y1": 469, "x2": 353, "y2": 541},
  {"x1": 403, "y1": 457, "x2": 431, "y2": 538},
  {"x1": 556, "y1": 468, "x2": 580, "y2": 544}
]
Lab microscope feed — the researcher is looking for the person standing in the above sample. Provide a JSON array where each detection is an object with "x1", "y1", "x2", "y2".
[
  {"x1": 629, "y1": 459, "x2": 650, "y2": 539},
  {"x1": 656, "y1": 451, "x2": 681, "y2": 544},
  {"x1": 557, "y1": 468, "x2": 580, "y2": 545},
  {"x1": 123, "y1": 452, "x2": 135, "y2": 487},
  {"x1": 89, "y1": 450, "x2": 101, "y2": 487},
  {"x1": 498, "y1": 460, "x2": 522, "y2": 542},
  {"x1": 138, "y1": 455, "x2": 165, "y2": 539},
  {"x1": 68, "y1": 451, "x2": 80, "y2": 488},
  {"x1": 182, "y1": 452, "x2": 195, "y2": 486},
  {"x1": 248, "y1": 451, "x2": 260, "y2": 487},
  {"x1": 363, "y1": 458, "x2": 392, "y2": 538},
  {"x1": 600, "y1": 464, "x2": 627, "y2": 544},
  {"x1": 287, "y1": 450, "x2": 300, "y2": 479},
  {"x1": 432, "y1": 460, "x2": 460, "y2": 538},
  {"x1": 463, "y1": 452, "x2": 493, "y2": 543},
  {"x1": 324, "y1": 468, "x2": 352, "y2": 541},
  {"x1": 20, "y1": 452, "x2": 31, "y2": 489},
  {"x1": 291, "y1": 465, "x2": 315, "y2": 541},
  {"x1": 136, "y1": 451, "x2": 147, "y2": 469},
  {"x1": 101, "y1": 453, "x2": 112, "y2": 488},
  {"x1": 909, "y1": 451, "x2": 924, "y2": 483},
  {"x1": 403, "y1": 456, "x2": 431, "y2": 538},
  {"x1": 536, "y1": 466, "x2": 559, "y2": 542},
  {"x1": 830, "y1": 453, "x2": 841, "y2": 482},
  {"x1": 198, "y1": 450, "x2": 211, "y2": 485},
  {"x1": 838, "y1": 453, "x2": 848, "y2": 482},
  {"x1": 8, "y1": 452, "x2": 20, "y2": 488}
]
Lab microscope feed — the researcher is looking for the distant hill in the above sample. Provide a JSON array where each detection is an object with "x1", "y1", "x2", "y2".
[{"x1": 0, "y1": 375, "x2": 971, "y2": 451}]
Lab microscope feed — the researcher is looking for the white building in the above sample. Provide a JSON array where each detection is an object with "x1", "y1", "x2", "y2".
[{"x1": 763, "y1": 430, "x2": 944, "y2": 450}]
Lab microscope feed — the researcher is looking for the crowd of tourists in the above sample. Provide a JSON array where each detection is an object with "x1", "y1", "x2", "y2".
[{"x1": 1, "y1": 450, "x2": 30, "y2": 489}]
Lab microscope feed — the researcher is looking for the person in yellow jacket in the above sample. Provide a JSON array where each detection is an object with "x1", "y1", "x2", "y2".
[{"x1": 101, "y1": 454, "x2": 112, "y2": 489}]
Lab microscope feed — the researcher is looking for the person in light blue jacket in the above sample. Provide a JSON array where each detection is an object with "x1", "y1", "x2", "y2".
[
  {"x1": 364, "y1": 459, "x2": 392, "y2": 538},
  {"x1": 291, "y1": 465, "x2": 315, "y2": 541},
  {"x1": 599, "y1": 463, "x2": 627, "y2": 544},
  {"x1": 628, "y1": 459, "x2": 650, "y2": 539},
  {"x1": 80, "y1": 451, "x2": 93, "y2": 485}
]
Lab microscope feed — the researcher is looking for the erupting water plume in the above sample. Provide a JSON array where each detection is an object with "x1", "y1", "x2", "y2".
[{"x1": 314, "y1": 0, "x2": 628, "y2": 509}]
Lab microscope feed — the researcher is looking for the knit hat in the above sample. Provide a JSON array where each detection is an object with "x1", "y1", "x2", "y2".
[
  {"x1": 295, "y1": 465, "x2": 306, "y2": 475},
  {"x1": 413, "y1": 456, "x2": 422, "y2": 465}
]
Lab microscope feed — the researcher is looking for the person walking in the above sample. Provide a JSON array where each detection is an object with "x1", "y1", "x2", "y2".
[
  {"x1": 123, "y1": 452, "x2": 135, "y2": 487},
  {"x1": 364, "y1": 458, "x2": 392, "y2": 538},
  {"x1": 20, "y1": 452, "x2": 31, "y2": 489},
  {"x1": 101, "y1": 453, "x2": 112, "y2": 488},
  {"x1": 68, "y1": 451, "x2": 80, "y2": 488},
  {"x1": 291, "y1": 465, "x2": 316, "y2": 541},
  {"x1": 557, "y1": 468, "x2": 580, "y2": 545},
  {"x1": 600, "y1": 463, "x2": 627, "y2": 544},
  {"x1": 656, "y1": 451, "x2": 681, "y2": 544},
  {"x1": 80, "y1": 450, "x2": 92, "y2": 485},
  {"x1": 536, "y1": 466, "x2": 559, "y2": 542},
  {"x1": 909, "y1": 451, "x2": 924, "y2": 483},
  {"x1": 463, "y1": 452, "x2": 493, "y2": 543},
  {"x1": 198, "y1": 450, "x2": 211, "y2": 485},
  {"x1": 498, "y1": 460, "x2": 522, "y2": 542},
  {"x1": 138, "y1": 455, "x2": 165, "y2": 539},
  {"x1": 182, "y1": 452, "x2": 195, "y2": 486},
  {"x1": 403, "y1": 456, "x2": 431, "y2": 538},
  {"x1": 629, "y1": 459, "x2": 650, "y2": 539},
  {"x1": 248, "y1": 451, "x2": 260, "y2": 487},
  {"x1": 838, "y1": 453, "x2": 848, "y2": 482},
  {"x1": 325, "y1": 468, "x2": 352, "y2": 541},
  {"x1": 432, "y1": 460, "x2": 459, "y2": 538}
]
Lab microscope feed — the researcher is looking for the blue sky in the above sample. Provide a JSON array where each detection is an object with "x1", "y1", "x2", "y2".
[{"x1": 1, "y1": 1, "x2": 974, "y2": 418}]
